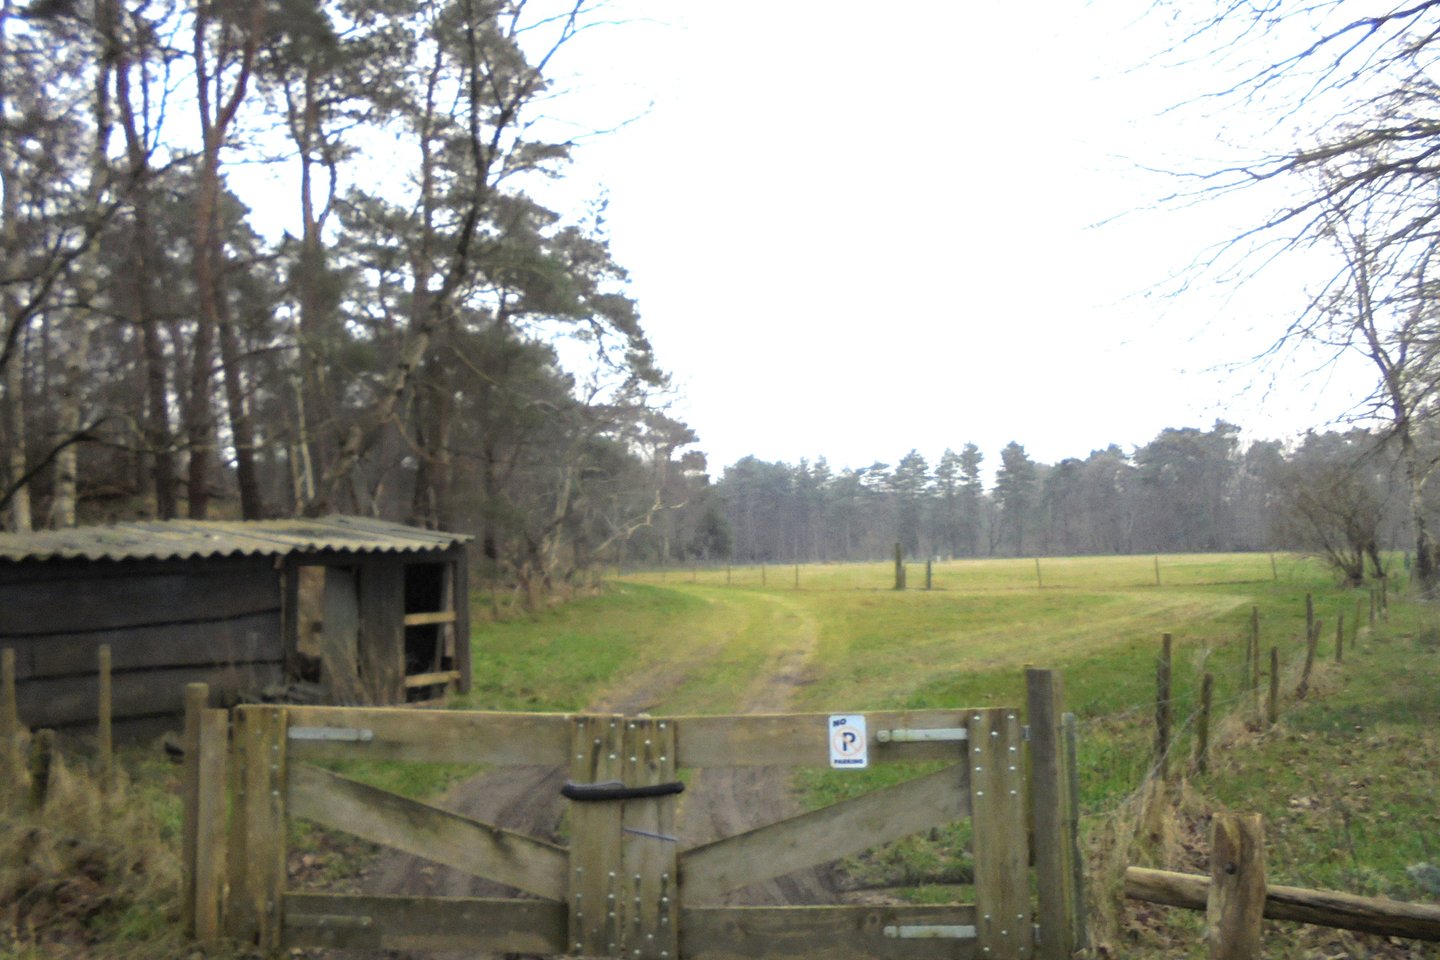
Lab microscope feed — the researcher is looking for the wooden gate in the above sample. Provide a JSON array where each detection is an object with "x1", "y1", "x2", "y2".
[{"x1": 184, "y1": 669, "x2": 1080, "y2": 959}]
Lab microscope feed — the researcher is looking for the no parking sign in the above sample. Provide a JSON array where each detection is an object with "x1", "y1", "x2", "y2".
[{"x1": 828, "y1": 714, "x2": 868, "y2": 769}]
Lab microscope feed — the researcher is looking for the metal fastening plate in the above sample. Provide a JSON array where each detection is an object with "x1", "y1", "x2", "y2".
[
  {"x1": 288, "y1": 726, "x2": 375, "y2": 743},
  {"x1": 876, "y1": 727, "x2": 970, "y2": 743},
  {"x1": 883, "y1": 924, "x2": 977, "y2": 939}
]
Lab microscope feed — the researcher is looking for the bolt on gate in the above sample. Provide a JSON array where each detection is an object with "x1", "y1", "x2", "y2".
[{"x1": 182, "y1": 669, "x2": 1081, "y2": 959}]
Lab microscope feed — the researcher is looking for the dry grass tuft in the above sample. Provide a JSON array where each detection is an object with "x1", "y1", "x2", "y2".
[{"x1": 0, "y1": 737, "x2": 202, "y2": 959}]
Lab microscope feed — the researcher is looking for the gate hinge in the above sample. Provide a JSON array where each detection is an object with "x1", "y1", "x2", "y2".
[
  {"x1": 883, "y1": 924, "x2": 976, "y2": 940},
  {"x1": 288, "y1": 726, "x2": 375, "y2": 743}
]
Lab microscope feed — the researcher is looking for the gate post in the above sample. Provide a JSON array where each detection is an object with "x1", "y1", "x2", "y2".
[
  {"x1": 569, "y1": 715, "x2": 626, "y2": 956},
  {"x1": 968, "y1": 707, "x2": 1033, "y2": 958},
  {"x1": 1027, "y1": 668, "x2": 1079, "y2": 958}
]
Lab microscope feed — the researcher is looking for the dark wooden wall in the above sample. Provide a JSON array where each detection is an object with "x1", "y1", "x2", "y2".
[{"x1": 0, "y1": 556, "x2": 285, "y2": 727}]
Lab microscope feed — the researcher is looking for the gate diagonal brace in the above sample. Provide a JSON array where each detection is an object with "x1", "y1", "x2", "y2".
[{"x1": 561, "y1": 779, "x2": 685, "y2": 802}]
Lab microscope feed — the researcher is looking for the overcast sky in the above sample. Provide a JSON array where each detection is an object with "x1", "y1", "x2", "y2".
[{"x1": 527, "y1": 0, "x2": 1379, "y2": 476}]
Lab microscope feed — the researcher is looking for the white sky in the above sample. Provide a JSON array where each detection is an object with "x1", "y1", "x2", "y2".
[{"x1": 533, "y1": 0, "x2": 1381, "y2": 475}]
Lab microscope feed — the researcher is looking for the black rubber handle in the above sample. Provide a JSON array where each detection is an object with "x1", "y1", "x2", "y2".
[{"x1": 561, "y1": 779, "x2": 685, "y2": 802}]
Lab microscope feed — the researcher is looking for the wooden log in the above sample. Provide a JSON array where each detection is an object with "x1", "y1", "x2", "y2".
[
  {"x1": 1027, "y1": 668, "x2": 1076, "y2": 960},
  {"x1": 97, "y1": 645, "x2": 112, "y2": 790},
  {"x1": 289, "y1": 763, "x2": 567, "y2": 900},
  {"x1": 1208, "y1": 813, "x2": 1265, "y2": 958},
  {"x1": 181, "y1": 682, "x2": 208, "y2": 937},
  {"x1": 1125, "y1": 867, "x2": 1440, "y2": 941},
  {"x1": 1156, "y1": 634, "x2": 1172, "y2": 780},
  {"x1": 1196, "y1": 672, "x2": 1214, "y2": 775},
  {"x1": 283, "y1": 893, "x2": 566, "y2": 953},
  {"x1": 968, "y1": 708, "x2": 1032, "y2": 958},
  {"x1": 680, "y1": 763, "x2": 971, "y2": 902},
  {"x1": 1305, "y1": 593, "x2": 1314, "y2": 640},
  {"x1": 680, "y1": 904, "x2": 978, "y2": 960}
]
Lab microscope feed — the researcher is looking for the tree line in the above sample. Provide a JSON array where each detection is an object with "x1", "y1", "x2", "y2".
[
  {"x1": 0, "y1": 0, "x2": 693, "y2": 602},
  {"x1": 639, "y1": 421, "x2": 1422, "y2": 583}
]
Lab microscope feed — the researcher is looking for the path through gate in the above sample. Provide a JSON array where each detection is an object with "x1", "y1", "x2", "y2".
[{"x1": 183, "y1": 669, "x2": 1080, "y2": 959}]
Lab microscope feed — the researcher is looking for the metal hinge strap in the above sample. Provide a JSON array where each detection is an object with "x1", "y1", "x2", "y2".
[
  {"x1": 882, "y1": 924, "x2": 977, "y2": 939},
  {"x1": 875, "y1": 727, "x2": 969, "y2": 743},
  {"x1": 288, "y1": 726, "x2": 375, "y2": 743}
]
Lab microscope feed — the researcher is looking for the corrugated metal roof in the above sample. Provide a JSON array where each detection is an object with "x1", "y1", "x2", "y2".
[{"x1": 0, "y1": 515, "x2": 472, "y2": 563}]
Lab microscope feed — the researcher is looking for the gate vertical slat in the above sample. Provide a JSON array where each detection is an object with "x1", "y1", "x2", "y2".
[
  {"x1": 969, "y1": 707, "x2": 1033, "y2": 959},
  {"x1": 621, "y1": 718, "x2": 678, "y2": 960},
  {"x1": 569, "y1": 714, "x2": 626, "y2": 956},
  {"x1": 241, "y1": 706, "x2": 288, "y2": 953},
  {"x1": 194, "y1": 708, "x2": 230, "y2": 941},
  {"x1": 224, "y1": 708, "x2": 253, "y2": 941},
  {"x1": 1027, "y1": 668, "x2": 1078, "y2": 959}
]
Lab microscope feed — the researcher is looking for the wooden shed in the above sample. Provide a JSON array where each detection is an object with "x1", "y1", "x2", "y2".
[{"x1": 0, "y1": 516, "x2": 472, "y2": 728}]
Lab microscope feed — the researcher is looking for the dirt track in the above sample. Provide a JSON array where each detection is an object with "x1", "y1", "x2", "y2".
[{"x1": 363, "y1": 593, "x2": 837, "y2": 958}]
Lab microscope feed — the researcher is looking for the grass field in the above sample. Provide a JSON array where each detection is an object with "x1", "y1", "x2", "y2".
[
  {"x1": 4, "y1": 552, "x2": 1435, "y2": 958},
  {"x1": 459, "y1": 552, "x2": 1439, "y2": 958}
]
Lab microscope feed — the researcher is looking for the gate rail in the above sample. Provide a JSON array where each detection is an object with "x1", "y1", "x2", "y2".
[{"x1": 181, "y1": 668, "x2": 1081, "y2": 959}]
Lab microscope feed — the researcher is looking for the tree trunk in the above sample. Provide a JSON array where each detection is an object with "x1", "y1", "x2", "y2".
[
  {"x1": 216, "y1": 281, "x2": 263, "y2": 519},
  {"x1": 0, "y1": 0, "x2": 30, "y2": 532}
]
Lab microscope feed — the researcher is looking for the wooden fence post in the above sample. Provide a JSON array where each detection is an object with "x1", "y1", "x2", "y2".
[
  {"x1": 925, "y1": 559, "x2": 932, "y2": 590},
  {"x1": 1036, "y1": 557, "x2": 1044, "y2": 589},
  {"x1": 1196, "y1": 672, "x2": 1214, "y2": 774},
  {"x1": 1027, "y1": 669, "x2": 1079, "y2": 960},
  {"x1": 1156, "y1": 634, "x2": 1173, "y2": 780},
  {"x1": 1207, "y1": 813, "x2": 1266, "y2": 959},
  {"x1": 1267, "y1": 648, "x2": 1280, "y2": 727},
  {"x1": 894, "y1": 542, "x2": 904, "y2": 591},
  {"x1": 1353, "y1": 597, "x2": 1362, "y2": 647},
  {"x1": 1270, "y1": 554, "x2": 1278, "y2": 580},
  {"x1": 1, "y1": 648, "x2": 18, "y2": 809},
  {"x1": 1305, "y1": 593, "x2": 1314, "y2": 642},
  {"x1": 182, "y1": 683, "x2": 209, "y2": 937},
  {"x1": 1297, "y1": 621, "x2": 1319, "y2": 700},
  {"x1": 28, "y1": 728, "x2": 54, "y2": 810},
  {"x1": 1155, "y1": 554, "x2": 1161, "y2": 587},
  {"x1": 98, "y1": 645, "x2": 112, "y2": 791},
  {"x1": 1335, "y1": 614, "x2": 1344, "y2": 663},
  {"x1": 1063, "y1": 712, "x2": 1088, "y2": 952}
]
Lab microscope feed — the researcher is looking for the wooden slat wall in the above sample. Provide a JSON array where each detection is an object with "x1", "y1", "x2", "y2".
[
  {"x1": 0, "y1": 557, "x2": 279, "y2": 636},
  {"x1": 14, "y1": 662, "x2": 283, "y2": 728}
]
